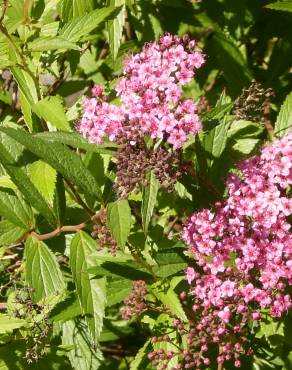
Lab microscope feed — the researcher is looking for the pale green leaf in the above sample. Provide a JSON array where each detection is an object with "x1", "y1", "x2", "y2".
[
  {"x1": 62, "y1": 319, "x2": 103, "y2": 370},
  {"x1": 0, "y1": 220, "x2": 26, "y2": 246},
  {"x1": 70, "y1": 232, "x2": 107, "y2": 342},
  {"x1": 28, "y1": 36, "x2": 80, "y2": 52},
  {"x1": 274, "y1": 91, "x2": 292, "y2": 137},
  {"x1": 0, "y1": 175, "x2": 17, "y2": 189},
  {"x1": 9, "y1": 49, "x2": 38, "y2": 105},
  {"x1": 25, "y1": 237, "x2": 66, "y2": 302},
  {"x1": 107, "y1": 200, "x2": 132, "y2": 246},
  {"x1": 0, "y1": 140, "x2": 57, "y2": 226},
  {"x1": 32, "y1": 96, "x2": 71, "y2": 131},
  {"x1": 142, "y1": 171, "x2": 159, "y2": 234},
  {"x1": 107, "y1": 1, "x2": 126, "y2": 60},
  {"x1": 151, "y1": 278, "x2": 187, "y2": 322},
  {"x1": 58, "y1": 0, "x2": 95, "y2": 21},
  {"x1": 30, "y1": 160, "x2": 57, "y2": 205},
  {"x1": 0, "y1": 188, "x2": 34, "y2": 229},
  {"x1": 0, "y1": 315, "x2": 26, "y2": 334},
  {"x1": 59, "y1": 6, "x2": 117, "y2": 42},
  {"x1": 266, "y1": 1, "x2": 292, "y2": 12}
]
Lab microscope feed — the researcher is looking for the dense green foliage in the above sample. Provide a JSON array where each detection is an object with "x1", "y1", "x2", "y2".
[{"x1": 0, "y1": 0, "x2": 291, "y2": 369}]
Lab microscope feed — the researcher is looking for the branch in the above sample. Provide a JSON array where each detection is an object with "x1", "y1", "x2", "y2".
[
  {"x1": 30, "y1": 221, "x2": 90, "y2": 241},
  {"x1": 65, "y1": 179, "x2": 95, "y2": 216}
]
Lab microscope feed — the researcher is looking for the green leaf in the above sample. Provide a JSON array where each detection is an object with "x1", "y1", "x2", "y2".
[
  {"x1": 58, "y1": 0, "x2": 95, "y2": 21},
  {"x1": 0, "y1": 188, "x2": 34, "y2": 229},
  {"x1": 227, "y1": 120, "x2": 264, "y2": 138},
  {"x1": 151, "y1": 278, "x2": 187, "y2": 322},
  {"x1": 0, "y1": 127, "x2": 101, "y2": 199},
  {"x1": 9, "y1": 49, "x2": 38, "y2": 105},
  {"x1": 35, "y1": 131, "x2": 118, "y2": 154},
  {"x1": 32, "y1": 96, "x2": 71, "y2": 131},
  {"x1": 0, "y1": 139, "x2": 56, "y2": 225},
  {"x1": 50, "y1": 294, "x2": 82, "y2": 322},
  {"x1": 106, "y1": 277, "x2": 133, "y2": 306},
  {"x1": 211, "y1": 33, "x2": 252, "y2": 96},
  {"x1": 59, "y1": 6, "x2": 118, "y2": 42},
  {"x1": 201, "y1": 119, "x2": 228, "y2": 160},
  {"x1": 27, "y1": 36, "x2": 80, "y2": 52},
  {"x1": 232, "y1": 138, "x2": 260, "y2": 155},
  {"x1": 142, "y1": 171, "x2": 159, "y2": 234},
  {"x1": 70, "y1": 231, "x2": 107, "y2": 342},
  {"x1": 89, "y1": 261, "x2": 153, "y2": 282},
  {"x1": 266, "y1": 1, "x2": 292, "y2": 12},
  {"x1": 0, "y1": 315, "x2": 26, "y2": 334},
  {"x1": 154, "y1": 249, "x2": 188, "y2": 278},
  {"x1": 107, "y1": 200, "x2": 132, "y2": 247},
  {"x1": 130, "y1": 340, "x2": 151, "y2": 370},
  {"x1": 25, "y1": 237, "x2": 66, "y2": 302},
  {"x1": 30, "y1": 160, "x2": 57, "y2": 205},
  {"x1": 107, "y1": 0, "x2": 126, "y2": 60},
  {"x1": 62, "y1": 319, "x2": 103, "y2": 370},
  {"x1": 274, "y1": 91, "x2": 292, "y2": 137},
  {"x1": 0, "y1": 220, "x2": 26, "y2": 246},
  {"x1": 1, "y1": 164, "x2": 57, "y2": 226}
]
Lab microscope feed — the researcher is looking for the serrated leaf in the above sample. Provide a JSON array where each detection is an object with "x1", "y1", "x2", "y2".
[
  {"x1": 59, "y1": 6, "x2": 118, "y2": 42},
  {"x1": 0, "y1": 315, "x2": 26, "y2": 334},
  {"x1": 0, "y1": 188, "x2": 34, "y2": 229},
  {"x1": 212, "y1": 33, "x2": 252, "y2": 96},
  {"x1": 58, "y1": 0, "x2": 95, "y2": 21},
  {"x1": 25, "y1": 237, "x2": 66, "y2": 302},
  {"x1": 275, "y1": 91, "x2": 292, "y2": 137},
  {"x1": 50, "y1": 294, "x2": 82, "y2": 322},
  {"x1": 35, "y1": 131, "x2": 118, "y2": 154},
  {"x1": 107, "y1": 1, "x2": 126, "y2": 60},
  {"x1": 0, "y1": 175, "x2": 17, "y2": 190},
  {"x1": 151, "y1": 278, "x2": 187, "y2": 322},
  {"x1": 0, "y1": 127, "x2": 101, "y2": 199},
  {"x1": 28, "y1": 36, "x2": 80, "y2": 52},
  {"x1": 32, "y1": 96, "x2": 71, "y2": 131},
  {"x1": 201, "y1": 119, "x2": 228, "y2": 160},
  {"x1": 142, "y1": 171, "x2": 159, "y2": 234},
  {"x1": 0, "y1": 220, "x2": 26, "y2": 246},
  {"x1": 130, "y1": 340, "x2": 151, "y2": 370},
  {"x1": 70, "y1": 231, "x2": 107, "y2": 342},
  {"x1": 62, "y1": 319, "x2": 103, "y2": 370},
  {"x1": 9, "y1": 49, "x2": 38, "y2": 105},
  {"x1": 266, "y1": 1, "x2": 292, "y2": 12},
  {"x1": 107, "y1": 200, "x2": 132, "y2": 246},
  {"x1": 30, "y1": 160, "x2": 57, "y2": 205},
  {"x1": 227, "y1": 120, "x2": 264, "y2": 138},
  {"x1": 106, "y1": 277, "x2": 133, "y2": 306},
  {"x1": 232, "y1": 138, "x2": 260, "y2": 155},
  {"x1": 89, "y1": 261, "x2": 153, "y2": 282},
  {"x1": 0, "y1": 140, "x2": 57, "y2": 226}
]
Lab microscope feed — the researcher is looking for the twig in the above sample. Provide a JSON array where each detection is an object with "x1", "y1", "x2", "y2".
[
  {"x1": 0, "y1": 0, "x2": 8, "y2": 24},
  {"x1": 65, "y1": 179, "x2": 95, "y2": 216},
  {"x1": 30, "y1": 221, "x2": 90, "y2": 241}
]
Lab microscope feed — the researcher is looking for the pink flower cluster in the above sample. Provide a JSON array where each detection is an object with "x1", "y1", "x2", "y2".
[
  {"x1": 181, "y1": 133, "x2": 292, "y2": 366},
  {"x1": 78, "y1": 34, "x2": 205, "y2": 149}
]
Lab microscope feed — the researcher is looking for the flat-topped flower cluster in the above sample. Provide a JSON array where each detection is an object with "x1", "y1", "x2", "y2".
[{"x1": 78, "y1": 34, "x2": 205, "y2": 149}]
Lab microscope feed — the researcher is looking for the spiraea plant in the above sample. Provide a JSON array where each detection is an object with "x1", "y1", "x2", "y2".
[{"x1": 0, "y1": 1, "x2": 292, "y2": 370}]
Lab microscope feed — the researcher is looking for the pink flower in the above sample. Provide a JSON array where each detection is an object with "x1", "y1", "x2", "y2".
[
  {"x1": 186, "y1": 267, "x2": 196, "y2": 284},
  {"x1": 218, "y1": 306, "x2": 231, "y2": 323}
]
